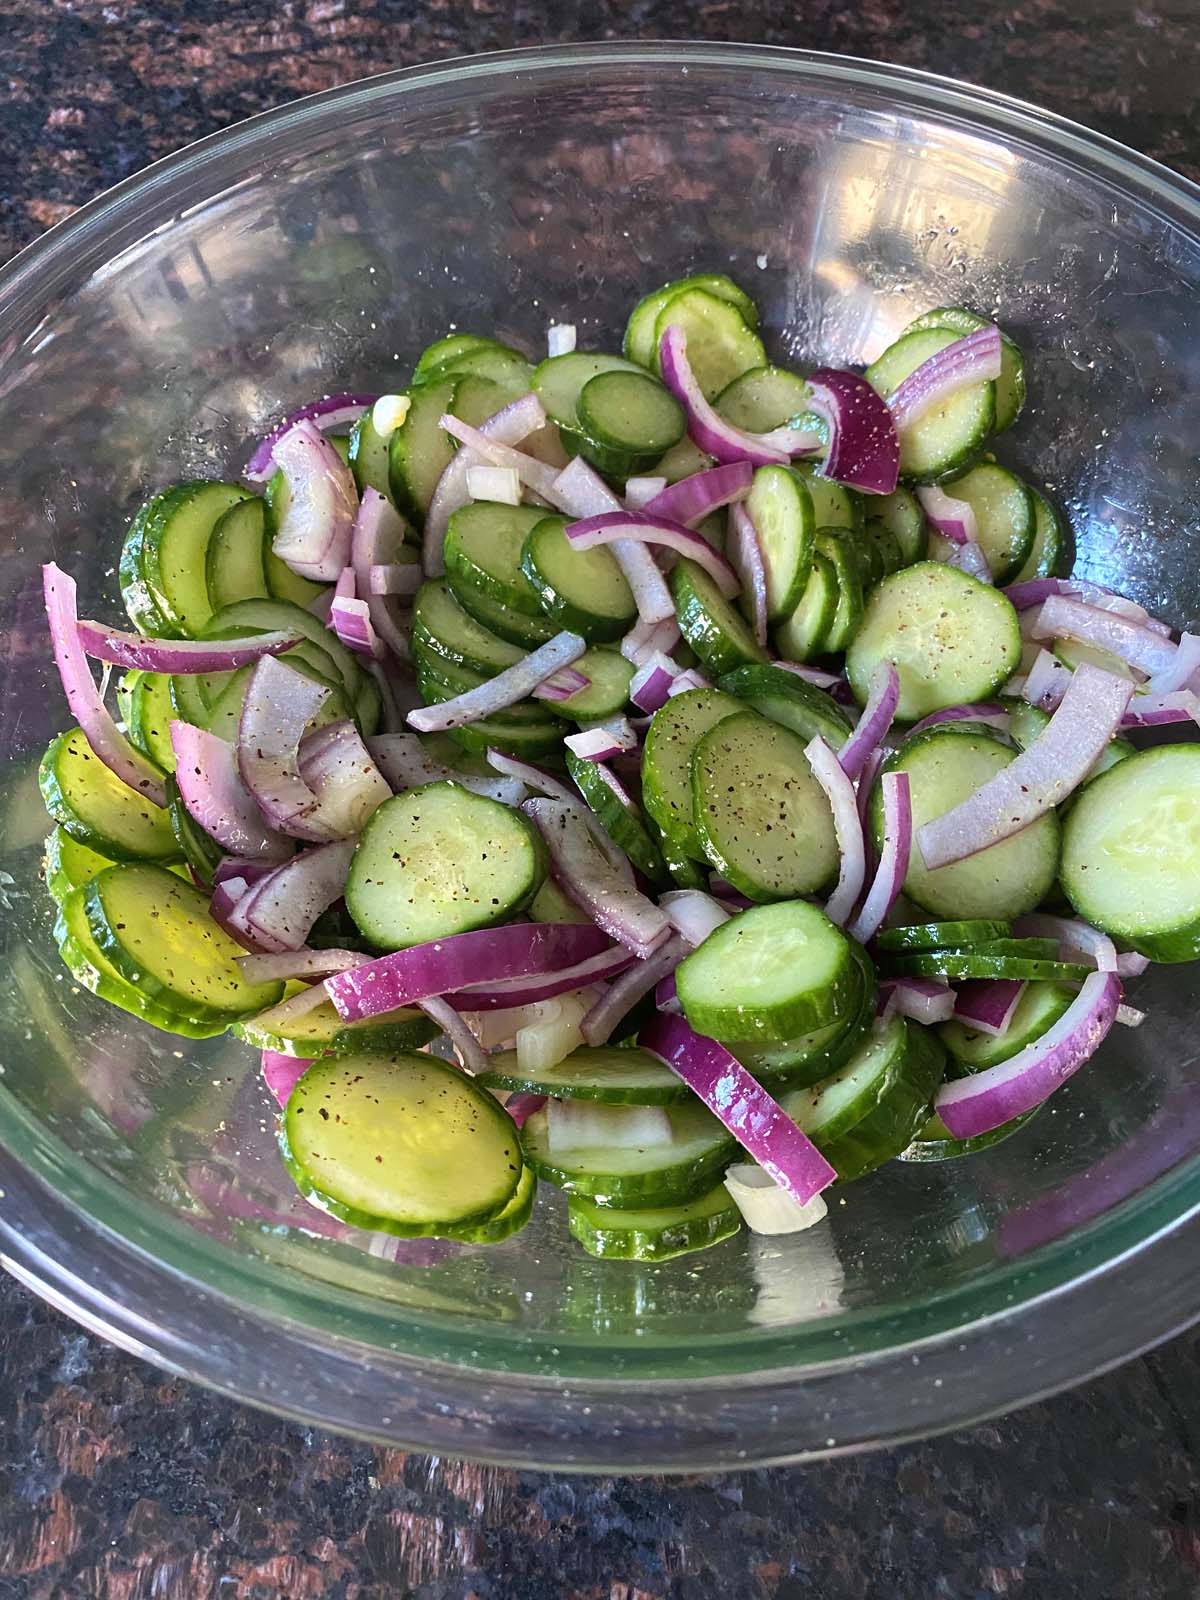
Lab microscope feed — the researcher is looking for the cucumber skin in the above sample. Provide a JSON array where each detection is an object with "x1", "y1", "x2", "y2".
[
  {"x1": 821, "y1": 1021, "x2": 946, "y2": 1182},
  {"x1": 717, "y1": 663, "x2": 852, "y2": 747},
  {"x1": 567, "y1": 1186, "x2": 740, "y2": 1261},
  {"x1": 565, "y1": 751, "x2": 669, "y2": 886},
  {"x1": 670, "y1": 560, "x2": 769, "y2": 677},
  {"x1": 520, "y1": 1106, "x2": 738, "y2": 1209},
  {"x1": 900, "y1": 1106, "x2": 1039, "y2": 1162},
  {"x1": 446, "y1": 1167, "x2": 537, "y2": 1243},
  {"x1": 233, "y1": 1010, "x2": 439, "y2": 1059},
  {"x1": 39, "y1": 729, "x2": 179, "y2": 865}
]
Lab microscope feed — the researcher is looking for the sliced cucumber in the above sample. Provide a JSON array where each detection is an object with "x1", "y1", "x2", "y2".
[
  {"x1": 1011, "y1": 489, "x2": 1069, "y2": 583},
  {"x1": 412, "y1": 646, "x2": 562, "y2": 726},
  {"x1": 715, "y1": 365, "x2": 814, "y2": 433},
  {"x1": 566, "y1": 751, "x2": 667, "y2": 883},
  {"x1": 205, "y1": 495, "x2": 271, "y2": 611},
  {"x1": 867, "y1": 487, "x2": 928, "y2": 567},
  {"x1": 649, "y1": 435, "x2": 715, "y2": 484},
  {"x1": 533, "y1": 351, "x2": 642, "y2": 430},
  {"x1": 813, "y1": 529, "x2": 865, "y2": 653},
  {"x1": 164, "y1": 774, "x2": 223, "y2": 887},
  {"x1": 877, "y1": 725, "x2": 1060, "y2": 920},
  {"x1": 905, "y1": 307, "x2": 1026, "y2": 432},
  {"x1": 412, "y1": 578, "x2": 524, "y2": 675},
  {"x1": 388, "y1": 375, "x2": 458, "y2": 525},
  {"x1": 551, "y1": 648, "x2": 634, "y2": 722},
  {"x1": 529, "y1": 876, "x2": 592, "y2": 925},
  {"x1": 790, "y1": 464, "x2": 863, "y2": 533},
  {"x1": 480, "y1": 1045, "x2": 690, "y2": 1105},
  {"x1": 670, "y1": 558, "x2": 769, "y2": 676},
  {"x1": 938, "y1": 463, "x2": 1035, "y2": 584},
  {"x1": 435, "y1": 344, "x2": 533, "y2": 401},
  {"x1": 450, "y1": 373, "x2": 513, "y2": 428},
  {"x1": 862, "y1": 515, "x2": 904, "y2": 581},
  {"x1": 624, "y1": 273, "x2": 760, "y2": 369},
  {"x1": 900, "y1": 1106, "x2": 1039, "y2": 1162},
  {"x1": 652, "y1": 287, "x2": 766, "y2": 399},
  {"x1": 346, "y1": 782, "x2": 546, "y2": 950},
  {"x1": 443, "y1": 500, "x2": 546, "y2": 617},
  {"x1": 745, "y1": 464, "x2": 815, "y2": 621},
  {"x1": 347, "y1": 408, "x2": 396, "y2": 509},
  {"x1": 520, "y1": 1097, "x2": 736, "y2": 1208},
  {"x1": 888, "y1": 951, "x2": 1090, "y2": 982},
  {"x1": 447, "y1": 577, "x2": 559, "y2": 648},
  {"x1": 234, "y1": 996, "x2": 438, "y2": 1058},
  {"x1": 691, "y1": 710, "x2": 838, "y2": 900},
  {"x1": 446, "y1": 712, "x2": 567, "y2": 760},
  {"x1": 203, "y1": 597, "x2": 361, "y2": 700},
  {"x1": 866, "y1": 329, "x2": 995, "y2": 482},
  {"x1": 778, "y1": 1011, "x2": 911, "y2": 1147},
  {"x1": 122, "y1": 671, "x2": 177, "y2": 774},
  {"x1": 676, "y1": 900, "x2": 857, "y2": 1043},
  {"x1": 734, "y1": 949, "x2": 874, "y2": 1092},
  {"x1": 119, "y1": 490, "x2": 177, "y2": 636},
  {"x1": 45, "y1": 827, "x2": 117, "y2": 904},
  {"x1": 1061, "y1": 745, "x2": 1200, "y2": 961},
  {"x1": 817, "y1": 1020, "x2": 945, "y2": 1181},
  {"x1": 138, "y1": 481, "x2": 251, "y2": 637},
  {"x1": 567, "y1": 1185, "x2": 740, "y2": 1261},
  {"x1": 282, "y1": 1052, "x2": 523, "y2": 1235},
  {"x1": 414, "y1": 333, "x2": 512, "y2": 383},
  {"x1": 717, "y1": 663, "x2": 852, "y2": 748},
  {"x1": 641, "y1": 687, "x2": 742, "y2": 859},
  {"x1": 262, "y1": 502, "x2": 328, "y2": 610},
  {"x1": 446, "y1": 1164, "x2": 537, "y2": 1244},
  {"x1": 938, "y1": 980, "x2": 1077, "y2": 1070},
  {"x1": 772, "y1": 551, "x2": 838, "y2": 662},
  {"x1": 847, "y1": 562, "x2": 1021, "y2": 721},
  {"x1": 520, "y1": 514, "x2": 637, "y2": 642},
  {"x1": 578, "y1": 369, "x2": 684, "y2": 458},
  {"x1": 876, "y1": 918, "x2": 1013, "y2": 953},
  {"x1": 39, "y1": 727, "x2": 177, "y2": 862}
]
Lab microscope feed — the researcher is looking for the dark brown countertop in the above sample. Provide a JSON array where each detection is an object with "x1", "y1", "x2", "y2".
[{"x1": 1, "y1": 3, "x2": 1199, "y2": 1596}]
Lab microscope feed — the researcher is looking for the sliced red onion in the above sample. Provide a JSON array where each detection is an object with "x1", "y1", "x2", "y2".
[
  {"x1": 366, "y1": 732, "x2": 525, "y2": 804},
  {"x1": 621, "y1": 614, "x2": 683, "y2": 665},
  {"x1": 170, "y1": 721, "x2": 294, "y2": 860},
  {"x1": 505, "y1": 1091, "x2": 548, "y2": 1127},
  {"x1": 660, "y1": 889, "x2": 731, "y2": 947},
  {"x1": 629, "y1": 652, "x2": 683, "y2": 713},
  {"x1": 667, "y1": 668, "x2": 713, "y2": 696},
  {"x1": 327, "y1": 922, "x2": 612, "y2": 1021},
  {"x1": 237, "y1": 655, "x2": 330, "y2": 836},
  {"x1": 1117, "y1": 950, "x2": 1151, "y2": 977},
  {"x1": 369, "y1": 562, "x2": 422, "y2": 597},
  {"x1": 563, "y1": 716, "x2": 638, "y2": 763},
  {"x1": 447, "y1": 944, "x2": 635, "y2": 1010},
  {"x1": 210, "y1": 874, "x2": 257, "y2": 948},
  {"x1": 728, "y1": 503, "x2": 768, "y2": 647},
  {"x1": 576, "y1": 761, "x2": 639, "y2": 817},
  {"x1": 213, "y1": 855, "x2": 277, "y2": 889},
  {"x1": 658, "y1": 326, "x2": 821, "y2": 468},
  {"x1": 919, "y1": 663, "x2": 1133, "y2": 871},
  {"x1": 855, "y1": 746, "x2": 887, "y2": 828},
  {"x1": 1022, "y1": 648, "x2": 1074, "y2": 711},
  {"x1": 532, "y1": 665, "x2": 590, "y2": 703},
  {"x1": 417, "y1": 995, "x2": 487, "y2": 1074},
  {"x1": 916, "y1": 484, "x2": 975, "y2": 545},
  {"x1": 486, "y1": 750, "x2": 632, "y2": 878},
  {"x1": 655, "y1": 973, "x2": 682, "y2": 1013},
  {"x1": 641, "y1": 1011, "x2": 837, "y2": 1206},
  {"x1": 774, "y1": 659, "x2": 840, "y2": 690},
  {"x1": 1013, "y1": 912, "x2": 1118, "y2": 973},
  {"x1": 406, "y1": 630, "x2": 586, "y2": 733},
  {"x1": 878, "y1": 976, "x2": 955, "y2": 1025},
  {"x1": 1117, "y1": 1003, "x2": 1146, "y2": 1028},
  {"x1": 624, "y1": 476, "x2": 668, "y2": 511},
  {"x1": 1121, "y1": 690, "x2": 1200, "y2": 729},
  {"x1": 1029, "y1": 595, "x2": 1178, "y2": 677},
  {"x1": 43, "y1": 564, "x2": 166, "y2": 806},
  {"x1": 240, "y1": 977, "x2": 340, "y2": 1037},
  {"x1": 952, "y1": 979, "x2": 1025, "y2": 1037},
  {"x1": 547, "y1": 323, "x2": 577, "y2": 357},
  {"x1": 566, "y1": 511, "x2": 740, "y2": 599},
  {"x1": 888, "y1": 326, "x2": 1002, "y2": 433},
  {"x1": 328, "y1": 567, "x2": 383, "y2": 661},
  {"x1": 261, "y1": 1049, "x2": 314, "y2": 1108},
  {"x1": 805, "y1": 736, "x2": 866, "y2": 927},
  {"x1": 936, "y1": 971, "x2": 1121, "y2": 1138},
  {"x1": 238, "y1": 947, "x2": 370, "y2": 984},
  {"x1": 932, "y1": 530, "x2": 992, "y2": 583},
  {"x1": 423, "y1": 392, "x2": 547, "y2": 576},
  {"x1": 77, "y1": 621, "x2": 301, "y2": 674},
  {"x1": 838, "y1": 661, "x2": 899, "y2": 781},
  {"x1": 907, "y1": 703, "x2": 1009, "y2": 737},
  {"x1": 642, "y1": 461, "x2": 754, "y2": 527},
  {"x1": 1147, "y1": 630, "x2": 1200, "y2": 694},
  {"x1": 368, "y1": 662, "x2": 406, "y2": 734},
  {"x1": 708, "y1": 875, "x2": 755, "y2": 910},
  {"x1": 579, "y1": 934, "x2": 688, "y2": 1046},
  {"x1": 270, "y1": 419, "x2": 359, "y2": 582},
  {"x1": 298, "y1": 720, "x2": 392, "y2": 837},
  {"x1": 548, "y1": 458, "x2": 678, "y2": 628},
  {"x1": 244, "y1": 393, "x2": 376, "y2": 486},
  {"x1": 465, "y1": 464, "x2": 522, "y2": 506},
  {"x1": 524, "y1": 797, "x2": 670, "y2": 959},
  {"x1": 848, "y1": 770, "x2": 911, "y2": 943},
  {"x1": 439, "y1": 413, "x2": 563, "y2": 500},
  {"x1": 350, "y1": 489, "x2": 414, "y2": 663},
  {"x1": 230, "y1": 838, "x2": 356, "y2": 953},
  {"x1": 1005, "y1": 578, "x2": 1172, "y2": 634},
  {"x1": 805, "y1": 368, "x2": 901, "y2": 495}
]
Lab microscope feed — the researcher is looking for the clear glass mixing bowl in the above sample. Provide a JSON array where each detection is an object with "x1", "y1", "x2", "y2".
[{"x1": 0, "y1": 44, "x2": 1197, "y2": 1470}]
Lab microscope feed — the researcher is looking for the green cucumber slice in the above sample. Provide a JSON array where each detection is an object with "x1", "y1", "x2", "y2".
[
  {"x1": 480, "y1": 1045, "x2": 690, "y2": 1105},
  {"x1": 122, "y1": 671, "x2": 177, "y2": 774},
  {"x1": 205, "y1": 496, "x2": 271, "y2": 610},
  {"x1": 551, "y1": 648, "x2": 634, "y2": 722},
  {"x1": 772, "y1": 551, "x2": 838, "y2": 662},
  {"x1": 533, "y1": 352, "x2": 642, "y2": 431},
  {"x1": 567, "y1": 1185, "x2": 740, "y2": 1261},
  {"x1": 447, "y1": 576, "x2": 559, "y2": 648},
  {"x1": 520, "y1": 514, "x2": 637, "y2": 642},
  {"x1": 876, "y1": 918, "x2": 1013, "y2": 953},
  {"x1": 347, "y1": 409, "x2": 396, "y2": 509},
  {"x1": 388, "y1": 375, "x2": 458, "y2": 525},
  {"x1": 847, "y1": 562, "x2": 1021, "y2": 721},
  {"x1": 346, "y1": 782, "x2": 546, "y2": 950},
  {"x1": 624, "y1": 273, "x2": 759, "y2": 369},
  {"x1": 717, "y1": 662, "x2": 852, "y2": 748},
  {"x1": 446, "y1": 713, "x2": 567, "y2": 760},
  {"x1": 641, "y1": 687, "x2": 742, "y2": 859},
  {"x1": 866, "y1": 328, "x2": 996, "y2": 482},
  {"x1": 777, "y1": 1011, "x2": 912, "y2": 1147},
  {"x1": 812, "y1": 529, "x2": 865, "y2": 652},
  {"x1": 577, "y1": 369, "x2": 684, "y2": 457},
  {"x1": 746, "y1": 464, "x2": 815, "y2": 621},
  {"x1": 816, "y1": 1020, "x2": 945, "y2": 1181},
  {"x1": 566, "y1": 751, "x2": 668, "y2": 883},
  {"x1": 164, "y1": 774, "x2": 223, "y2": 887},
  {"x1": 938, "y1": 463, "x2": 1035, "y2": 584},
  {"x1": 715, "y1": 365, "x2": 815, "y2": 433},
  {"x1": 888, "y1": 951, "x2": 1091, "y2": 982},
  {"x1": 234, "y1": 997, "x2": 438, "y2": 1058},
  {"x1": 139, "y1": 481, "x2": 251, "y2": 637},
  {"x1": 670, "y1": 558, "x2": 768, "y2": 675},
  {"x1": 119, "y1": 491, "x2": 177, "y2": 636},
  {"x1": 691, "y1": 710, "x2": 839, "y2": 901},
  {"x1": 938, "y1": 980, "x2": 1078, "y2": 1071},
  {"x1": 44, "y1": 827, "x2": 119, "y2": 903},
  {"x1": 412, "y1": 579, "x2": 524, "y2": 675},
  {"x1": 676, "y1": 900, "x2": 857, "y2": 1043},
  {"x1": 39, "y1": 727, "x2": 177, "y2": 863},
  {"x1": 651, "y1": 288, "x2": 766, "y2": 399},
  {"x1": 905, "y1": 307, "x2": 1026, "y2": 432},
  {"x1": 1011, "y1": 489, "x2": 1069, "y2": 583},
  {"x1": 282, "y1": 1052, "x2": 523, "y2": 1235},
  {"x1": 900, "y1": 1106, "x2": 1039, "y2": 1161},
  {"x1": 202, "y1": 597, "x2": 361, "y2": 699},
  {"x1": 446, "y1": 1164, "x2": 537, "y2": 1244},
  {"x1": 443, "y1": 500, "x2": 547, "y2": 617},
  {"x1": 790, "y1": 464, "x2": 863, "y2": 533},
  {"x1": 414, "y1": 333, "x2": 512, "y2": 382},
  {"x1": 866, "y1": 487, "x2": 928, "y2": 567}
]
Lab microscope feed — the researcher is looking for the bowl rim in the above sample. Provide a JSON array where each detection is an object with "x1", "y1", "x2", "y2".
[{"x1": 1, "y1": 41, "x2": 1197, "y2": 1468}]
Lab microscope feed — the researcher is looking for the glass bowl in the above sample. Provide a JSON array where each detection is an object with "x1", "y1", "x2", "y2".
[{"x1": 0, "y1": 43, "x2": 1197, "y2": 1471}]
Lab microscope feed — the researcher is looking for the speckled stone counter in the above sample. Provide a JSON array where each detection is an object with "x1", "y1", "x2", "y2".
[{"x1": 1, "y1": 4, "x2": 1199, "y2": 1596}]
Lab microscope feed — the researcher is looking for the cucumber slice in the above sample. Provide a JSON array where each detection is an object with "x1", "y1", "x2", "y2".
[
  {"x1": 388, "y1": 375, "x2": 458, "y2": 525},
  {"x1": 905, "y1": 307, "x2": 1026, "y2": 433},
  {"x1": 875, "y1": 918, "x2": 1013, "y2": 953},
  {"x1": 122, "y1": 671, "x2": 177, "y2": 773},
  {"x1": 652, "y1": 288, "x2": 767, "y2": 400},
  {"x1": 938, "y1": 980, "x2": 1077, "y2": 1070},
  {"x1": 877, "y1": 725, "x2": 1060, "y2": 920},
  {"x1": 282, "y1": 1052, "x2": 522, "y2": 1235},
  {"x1": 443, "y1": 500, "x2": 546, "y2": 617},
  {"x1": 203, "y1": 597, "x2": 361, "y2": 700},
  {"x1": 347, "y1": 409, "x2": 396, "y2": 509},
  {"x1": 204, "y1": 656, "x2": 353, "y2": 742},
  {"x1": 772, "y1": 551, "x2": 838, "y2": 662},
  {"x1": 446, "y1": 1163, "x2": 537, "y2": 1244},
  {"x1": 234, "y1": 997, "x2": 438, "y2": 1058},
  {"x1": 746, "y1": 464, "x2": 815, "y2": 621},
  {"x1": 649, "y1": 435, "x2": 716, "y2": 484},
  {"x1": 715, "y1": 365, "x2": 815, "y2": 433},
  {"x1": 931, "y1": 936, "x2": 1058, "y2": 960},
  {"x1": 39, "y1": 727, "x2": 177, "y2": 862},
  {"x1": 790, "y1": 464, "x2": 863, "y2": 532},
  {"x1": 938, "y1": 463, "x2": 1035, "y2": 584},
  {"x1": 520, "y1": 1097, "x2": 736, "y2": 1208},
  {"x1": 888, "y1": 951, "x2": 1090, "y2": 982},
  {"x1": 1011, "y1": 489, "x2": 1069, "y2": 583},
  {"x1": 900, "y1": 1106, "x2": 1039, "y2": 1162},
  {"x1": 1053, "y1": 635, "x2": 1142, "y2": 683},
  {"x1": 447, "y1": 576, "x2": 559, "y2": 648},
  {"x1": 624, "y1": 273, "x2": 759, "y2": 369},
  {"x1": 862, "y1": 516, "x2": 903, "y2": 581},
  {"x1": 816, "y1": 1020, "x2": 945, "y2": 1181},
  {"x1": 641, "y1": 687, "x2": 742, "y2": 859},
  {"x1": 450, "y1": 374, "x2": 513, "y2": 428},
  {"x1": 676, "y1": 900, "x2": 857, "y2": 1043},
  {"x1": 520, "y1": 514, "x2": 637, "y2": 641},
  {"x1": 84, "y1": 863, "x2": 283, "y2": 1018},
  {"x1": 1061, "y1": 745, "x2": 1200, "y2": 961},
  {"x1": 734, "y1": 948, "x2": 874, "y2": 1092},
  {"x1": 533, "y1": 352, "x2": 643, "y2": 431},
  {"x1": 578, "y1": 369, "x2": 684, "y2": 457},
  {"x1": 812, "y1": 529, "x2": 865, "y2": 653},
  {"x1": 670, "y1": 558, "x2": 769, "y2": 675},
  {"x1": 205, "y1": 495, "x2": 270, "y2": 611},
  {"x1": 446, "y1": 713, "x2": 567, "y2": 760},
  {"x1": 691, "y1": 710, "x2": 838, "y2": 901},
  {"x1": 412, "y1": 647, "x2": 562, "y2": 727},
  {"x1": 480, "y1": 1045, "x2": 691, "y2": 1105},
  {"x1": 119, "y1": 491, "x2": 177, "y2": 636},
  {"x1": 565, "y1": 750, "x2": 667, "y2": 883},
  {"x1": 867, "y1": 487, "x2": 928, "y2": 567},
  {"x1": 346, "y1": 782, "x2": 546, "y2": 950},
  {"x1": 167, "y1": 671, "x2": 209, "y2": 728},
  {"x1": 262, "y1": 482, "x2": 329, "y2": 609},
  {"x1": 717, "y1": 662, "x2": 852, "y2": 748},
  {"x1": 138, "y1": 481, "x2": 251, "y2": 637},
  {"x1": 412, "y1": 578, "x2": 525, "y2": 675},
  {"x1": 45, "y1": 827, "x2": 117, "y2": 903},
  {"x1": 414, "y1": 333, "x2": 511, "y2": 382},
  {"x1": 847, "y1": 562, "x2": 1022, "y2": 721},
  {"x1": 650, "y1": 816, "x2": 709, "y2": 890},
  {"x1": 551, "y1": 648, "x2": 635, "y2": 722},
  {"x1": 164, "y1": 774, "x2": 223, "y2": 887},
  {"x1": 529, "y1": 876, "x2": 592, "y2": 925},
  {"x1": 777, "y1": 1011, "x2": 911, "y2": 1147},
  {"x1": 567, "y1": 1185, "x2": 740, "y2": 1262},
  {"x1": 866, "y1": 329, "x2": 996, "y2": 482},
  {"x1": 437, "y1": 346, "x2": 533, "y2": 401}
]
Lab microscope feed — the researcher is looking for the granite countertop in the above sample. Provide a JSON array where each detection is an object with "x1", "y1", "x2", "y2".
[{"x1": 2, "y1": 3, "x2": 1199, "y2": 1596}]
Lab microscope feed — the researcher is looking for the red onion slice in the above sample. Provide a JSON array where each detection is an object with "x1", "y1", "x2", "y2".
[
  {"x1": 1116, "y1": 951, "x2": 1151, "y2": 977},
  {"x1": 629, "y1": 652, "x2": 683, "y2": 713},
  {"x1": 439, "y1": 413, "x2": 563, "y2": 500},
  {"x1": 523, "y1": 797, "x2": 671, "y2": 959},
  {"x1": 417, "y1": 995, "x2": 487, "y2": 1074},
  {"x1": 655, "y1": 973, "x2": 682, "y2": 1013},
  {"x1": 327, "y1": 922, "x2": 613, "y2": 1021},
  {"x1": 659, "y1": 889, "x2": 731, "y2": 947},
  {"x1": 579, "y1": 933, "x2": 689, "y2": 1046},
  {"x1": 76, "y1": 622, "x2": 301, "y2": 674},
  {"x1": 367, "y1": 732, "x2": 525, "y2": 804},
  {"x1": 532, "y1": 665, "x2": 590, "y2": 703},
  {"x1": 447, "y1": 944, "x2": 635, "y2": 1010},
  {"x1": 230, "y1": 838, "x2": 356, "y2": 953},
  {"x1": 641, "y1": 1011, "x2": 837, "y2": 1206},
  {"x1": 855, "y1": 746, "x2": 887, "y2": 828},
  {"x1": 805, "y1": 736, "x2": 866, "y2": 927},
  {"x1": 878, "y1": 976, "x2": 955, "y2": 1025},
  {"x1": 624, "y1": 476, "x2": 668, "y2": 511},
  {"x1": 244, "y1": 393, "x2": 376, "y2": 486},
  {"x1": 547, "y1": 323, "x2": 577, "y2": 357},
  {"x1": 848, "y1": 771, "x2": 911, "y2": 943},
  {"x1": 566, "y1": 511, "x2": 741, "y2": 599},
  {"x1": 238, "y1": 947, "x2": 370, "y2": 983},
  {"x1": 406, "y1": 630, "x2": 586, "y2": 733},
  {"x1": 563, "y1": 715, "x2": 638, "y2": 763},
  {"x1": 369, "y1": 562, "x2": 422, "y2": 598},
  {"x1": 805, "y1": 368, "x2": 900, "y2": 495},
  {"x1": 423, "y1": 392, "x2": 547, "y2": 576},
  {"x1": 727, "y1": 504, "x2": 768, "y2": 647},
  {"x1": 1029, "y1": 594, "x2": 1178, "y2": 677},
  {"x1": 888, "y1": 326, "x2": 1002, "y2": 433},
  {"x1": 1121, "y1": 690, "x2": 1200, "y2": 729},
  {"x1": 505, "y1": 1091, "x2": 548, "y2": 1128},
  {"x1": 838, "y1": 661, "x2": 899, "y2": 780},
  {"x1": 170, "y1": 721, "x2": 294, "y2": 861},
  {"x1": 1022, "y1": 648, "x2": 1074, "y2": 711},
  {"x1": 932, "y1": 530, "x2": 992, "y2": 583},
  {"x1": 775, "y1": 660, "x2": 842, "y2": 690},
  {"x1": 1013, "y1": 913, "x2": 1118, "y2": 973},
  {"x1": 328, "y1": 568, "x2": 383, "y2": 661},
  {"x1": 237, "y1": 655, "x2": 330, "y2": 836},
  {"x1": 550, "y1": 458, "x2": 677, "y2": 627},
  {"x1": 658, "y1": 326, "x2": 821, "y2": 467},
  {"x1": 641, "y1": 461, "x2": 754, "y2": 527},
  {"x1": 297, "y1": 720, "x2": 392, "y2": 838},
  {"x1": 952, "y1": 979, "x2": 1026, "y2": 1036},
  {"x1": 918, "y1": 663, "x2": 1133, "y2": 871},
  {"x1": 261, "y1": 1049, "x2": 314, "y2": 1108},
  {"x1": 666, "y1": 668, "x2": 712, "y2": 696},
  {"x1": 907, "y1": 703, "x2": 1008, "y2": 737},
  {"x1": 1004, "y1": 577, "x2": 1172, "y2": 634},
  {"x1": 1147, "y1": 630, "x2": 1200, "y2": 694},
  {"x1": 350, "y1": 489, "x2": 414, "y2": 662},
  {"x1": 916, "y1": 484, "x2": 975, "y2": 545},
  {"x1": 621, "y1": 614, "x2": 683, "y2": 665},
  {"x1": 43, "y1": 564, "x2": 167, "y2": 807},
  {"x1": 486, "y1": 750, "x2": 632, "y2": 879},
  {"x1": 270, "y1": 419, "x2": 359, "y2": 582},
  {"x1": 936, "y1": 971, "x2": 1121, "y2": 1138}
]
